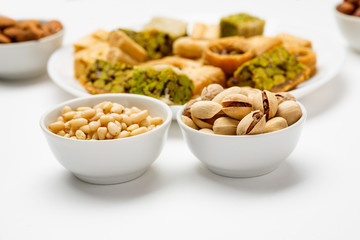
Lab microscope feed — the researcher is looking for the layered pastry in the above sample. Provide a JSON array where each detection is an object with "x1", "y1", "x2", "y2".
[
  {"x1": 190, "y1": 23, "x2": 219, "y2": 39},
  {"x1": 142, "y1": 56, "x2": 226, "y2": 96},
  {"x1": 204, "y1": 36, "x2": 254, "y2": 74},
  {"x1": 230, "y1": 46, "x2": 310, "y2": 92},
  {"x1": 220, "y1": 13, "x2": 265, "y2": 38},
  {"x1": 173, "y1": 37, "x2": 209, "y2": 59}
]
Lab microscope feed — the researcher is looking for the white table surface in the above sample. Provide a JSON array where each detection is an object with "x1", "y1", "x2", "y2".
[{"x1": 1, "y1": 0, "x2": 360, "y2": 239}]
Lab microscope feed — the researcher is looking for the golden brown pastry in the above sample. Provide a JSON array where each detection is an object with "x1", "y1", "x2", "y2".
[
  {"x1": 191, "y1": 23, "x2": 219, "y2": 39},
  {"x1": 275, "y1": 33, "x2": 312, "y2": 49},
  {"x1": 246, "y1": 36, "x2": 282, "y2": 56},
  {"x1": 173, "y1": 37, "x2": 209, "y2": 59},
  {"x1": 286, "y1": 45, "x2": 317, "y2": 76},
  {"x1": 108, "y1": 30, "x2": 147, "y2": 63},
  {"x1": 142, "y1": 56, "x2": 225, "y2": 96},
  {"x1": 203, "y1": 37, "x2": 254, "y2": 75}
]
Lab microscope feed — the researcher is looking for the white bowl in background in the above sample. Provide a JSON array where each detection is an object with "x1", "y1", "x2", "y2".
[
  {"x1": 0, "y1": 27, "x2": 64, "y2": 79},
  {"x1": 334, "y1": 6, "x2": 360, "y2": 51},
  {"x1": 40, "y1": 93, "x2": 172, "y2": 184},
  {"x1": 177, "y1": 102, "x2": 307, "y2": 178}
]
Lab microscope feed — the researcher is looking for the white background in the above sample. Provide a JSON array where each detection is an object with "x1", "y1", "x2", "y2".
[{"x1": 1, "y1": 0, "x2": 360, "y2": 239}]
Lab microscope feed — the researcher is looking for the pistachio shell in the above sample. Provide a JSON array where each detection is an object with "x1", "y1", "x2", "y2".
[
  {"x1": 249, "y1": 90, "x2": 278, "y2": 120},
  {"x1": 240, "y1": 87, "x2": 262, "y2": 96},
  {"x1": 212, "y1": 86, "x2": 243, "y2": 104},
  {"x1": 191, "y1": 101, "x2": 222, "y2": 119},
  {"x1": 264, "y1": 117, "x2": 288, "y2": 133},
  {"x1": 264, "y1": 90, "x2": 278, "y2": 119},
  {"x1": 274, "y1": 92, "x2": 296, "y2": 104},
  {"x1": 191, "y1": 115, "x2": 214, "y2": 129},
  {"x1": 201, "y1": 84, "x2": 224, "y2": 101},
  {"x1": 236, "y1": 110, "x2": 266, "y2": 135},
  {"x1": 221, "y1": 94, "x2": 252, "y2": 120},
  {"x1": 183, "y1": 99, "x2": 199, "y2": 118},
  {"x1": 213, "y1": 117, "x2": 240, "y2": 135},
  {"x1": 276, "y1": 101, "x2": 302, "y2": 126},
  {"x1": 181, "y1": 115, "x2": 199, "y2": 130},
  {"x1": 199, "y1": 128, "x2": 215, "y2": 134}
]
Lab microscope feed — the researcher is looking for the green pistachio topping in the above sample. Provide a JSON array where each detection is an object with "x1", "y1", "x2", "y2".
[
  {"x1": 220, "y1": 13, "x2": 265, "y2": 38},
  {"x1": 129, "y1": 66, "x2": 194, "y2": 105},
  {"x1": 232, "y1": 46, "x2": 308, "y2": 91},
  {"x1": 86, "y1": 59, "x2": 133, "y2": 93},
  {"x1": 120, "y1": 29, "x2": 179, "y2": 60}
]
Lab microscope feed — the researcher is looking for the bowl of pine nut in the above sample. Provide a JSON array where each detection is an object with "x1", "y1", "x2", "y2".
[{"x1": 40, "y1": 93, "x2": 172, "y2": 184}]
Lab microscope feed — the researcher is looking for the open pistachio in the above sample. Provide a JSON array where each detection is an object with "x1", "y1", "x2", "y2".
[
  {"x1": 181, "y1": 115, "x2": 199, "y2": 130},
  {"x1": 240, "y1": 87, "x2": 262, "y2": 97},
  {"x1": 199, "y1": 128, "x2": 214, "y2": 134},
  {"x1": 276, "y1": 101, "x2": 302, "y2": 126},
  {"x1": 274, "y1": 92, "x2": 296, "y2": 105},
  {"x1": 236, "y1": 110, "x2": 266, "y2": 135},
  {"x1": 183, "y1": 99, "x2": 199, "y2": 118},
  {"x1": 212, "y1": 86, "x2": 243, "y2": 104},
  {"x1": 191, "y1": 114, "x2": 216, "y2": 129},
  {"x1": 221, "y1": 94, "x2": 252, "y2": 120},
  {"x1": 264, "y1": 117, "x2": 288, "y2": 133},
  {"x1": 213, "y1": 117, "x2": 240, "y2": 135},
  {"x1": 191, "y1": 101, "x2": 222, "y2": 119},
  {"x1": 201, "y1": 84, "x2": 224, "y2": 101},
  {"x1": 250, "y1": 90, "x2": 278, "y2": 120}
]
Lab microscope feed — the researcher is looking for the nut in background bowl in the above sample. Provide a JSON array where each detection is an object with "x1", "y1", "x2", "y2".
[
  {"x1": 334, "y1": 6, "x2": 360, "y2": 52},
  {"x1": 0, "y1": 24, "x2": 64, "y2": 80},
  {"x1": 40, "y1": 94, "x2": 172, "y2": 185},
  {"x1": 176, "y1": 102, "x2": 307, "y2": 178}
]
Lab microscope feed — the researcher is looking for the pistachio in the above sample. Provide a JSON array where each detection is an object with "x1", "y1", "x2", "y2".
[
  {"x1": 212, "y1": 86, "x2": 243, "y2": 104},
  {"x1": 250, "y1": 90, "x2": 278, "y2": 120},
  {"x1": 213, "y1": 117, "x2": 240, "y2": 135},
  {"x1": 201, "y1": 84, "x2": 224, "y2": 101},
  {"x1": 181, "y1": 115, "x2": 199, "y2": 130},
  {"x1": 274, "y1": 92, "x2": 296, "y2": 105},
  {"x1": 264, "y1": 117, "x2": 288, "y2": 133},
  {"x1": 191, "y1": 101, "x2": 222, "y2": 119},
  {"x1": 240, "y1": 87, "x2": 262, "y2": 97},
  {"x1": 191, "y1": 115, "x2": 214, "y2": 129},
  {"x1": 276, "y1": 101, "x2": 302, "y2": 126},
  {"x1": 183, "y1": 99, "x2": 199, "y2": 118},
  {"x1": 221, "y1": 94, "x2": 252, "y2": 120},
  {"x1": 236, "y1": 110, "x2": 266, "y2": 135},
  {"x1": 199, "y1": 128, "x2": 215, "y2": 134}
]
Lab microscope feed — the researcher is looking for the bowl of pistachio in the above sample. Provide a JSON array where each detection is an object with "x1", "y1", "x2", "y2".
[{"x1": 177, "y1": 84, "x2": 307, "y2": 178}]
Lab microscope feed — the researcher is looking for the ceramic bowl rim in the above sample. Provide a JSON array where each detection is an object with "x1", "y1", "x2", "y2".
[
  {"x1": 176, "y1": 101, "x2": 307, "y2": 138},
  {"x1": 40, "y1": 93, "x2": 172, "y2": 142}
]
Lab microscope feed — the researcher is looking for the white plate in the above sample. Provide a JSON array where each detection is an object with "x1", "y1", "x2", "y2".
[{"x1": 48, "y1": 29, "x2": 344, "y2": 120}]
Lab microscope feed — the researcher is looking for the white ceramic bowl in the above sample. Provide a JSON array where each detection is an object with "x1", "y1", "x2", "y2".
[
  {"x1": 40, "y1": 94, "x2": 172, "y2": 184},
  {"x1": 0, "y1": 27, "x2": 64, "y2": 79},
  {"x1": 177, "y1": 102, "x2": 307, "y2": 178},
  {"x1": 334, "y1": 6, "x2": 360, "y2": 51}
]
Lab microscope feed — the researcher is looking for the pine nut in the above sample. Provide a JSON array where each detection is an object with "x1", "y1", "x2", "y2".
[
  {"x1": 49, "y1": 121, "x2": 65, "y2": 133},
  {"x1": 103, "y1": 102, "x2": 113, "y2": 113},
  {"x1": 79, "y1": 125, "x2": 90, "y2": 134},
  {"x1": 97, "y1": 127, "x2": 107, "y2": 140},
  {"x1": 70, "y1": 118, "x2": 88, "y2": 129},
  {"x1": 111, "y1": 103, "x2": 124, "y2": 114},
  {"x1": 100, "y1": 115, "x2": 115, "y2": 126},
  {"x1": 75, "y1": 130, "x2": 86, "y2": 140},
  {"x1": 62, "y1": 106, "x2": 72, "y2": 114},
  {"x1": 117, "y1": 130, "x2": 130, "y2": 138},
  {"x1": 131, "y1": 127, "x2": 148, "y2": 136},
  {"x1": 127, "y1": 124, "x2": 139, "y2": 132},
  {"x1": 57, "y1": 130, "x2": 66, "y2": 136},
  {"x1": 89, "y1": 121, "x2": 101, "y2": 132},
  {"x1": 107, "y1": 122, "x2": 120, "y2": 136},
  {"x1": 121, "y1": 114, "x2": 132, "y2": 126},
  {"x1": 121, "y1": 122, "x2": 127, "y2": 130},
  {"x1": 106, "y1": 132, "x2": 113, "y2": 139},
  {"x1": 110, "y1": 113, "x2": 122, "y2": 122},
  {"x1": 150, "y1": 117, "x2": 163, "y2": 125},
  {"x1": 81, "y1": 109, "x2": 96, "y2": 119},
  {"x1": 63, "y1": 111, "x2": 76, "y2": 121},
  {"x1": 76, "y1": 107, "x2": 92, "y2": 111},
  {"x1": 130, "y1": 110, "x2": 149, "y2": 123}
]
